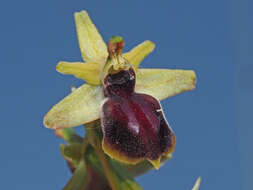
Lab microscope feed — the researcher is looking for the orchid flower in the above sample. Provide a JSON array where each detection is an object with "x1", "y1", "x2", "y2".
[{"x1": 43, "y1": 10, "x2": 196, "y2": 170}]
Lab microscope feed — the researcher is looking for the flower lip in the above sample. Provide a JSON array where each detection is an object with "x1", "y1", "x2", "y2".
[
  {"x1": 101, "y1": 83, "x2": 176, "y2": 169},
  {"x1": 101, "y1": 49, "x2": 176, "y2": 168}
]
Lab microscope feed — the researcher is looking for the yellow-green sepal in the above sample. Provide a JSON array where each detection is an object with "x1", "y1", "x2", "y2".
[
  {"x1": 74, "y1": 11, "x2": 108, "y2": 62},
  {"x1": 135, "y1": 69, "x2": 196, "y2": 100},
  {"x1": 56, "y1": 61, "x2": 102, "y2": 85},
  {"x1": 43, "y1": 84, "x2": 103, "y2": 129}
]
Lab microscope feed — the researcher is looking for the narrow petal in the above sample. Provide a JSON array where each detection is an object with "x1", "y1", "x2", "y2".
[
  {"x1": 123, "y1": 41, "x2": 155, "y2": 70},
  {"x1": 56, "y1": 61, "x2": 102, "y2": 85},
  {"x1": 135, "y1": 69, "x2": 196, "y2": 100},
  {"x1": 44, "y1": 84, "x2": 103, "y2": 129},
  {"x1": 74, "y1": 11, "x2": 108, "y2": 62}
]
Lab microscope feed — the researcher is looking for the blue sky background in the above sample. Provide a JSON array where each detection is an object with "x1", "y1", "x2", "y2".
[{"x1": 0, "y1": 0, "x2": 252, "y2": 189}]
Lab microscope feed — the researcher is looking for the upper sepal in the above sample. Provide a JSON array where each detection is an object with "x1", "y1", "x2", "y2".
[{"x1": 74, "y1": 11, "x2": 108, "y2": 62}]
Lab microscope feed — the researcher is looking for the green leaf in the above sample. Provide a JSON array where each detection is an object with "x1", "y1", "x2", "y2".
[
  {"x1": 85, "y1": 145, "x2": 104, "y2": 174},
  {"x1": 109, "y1": 159, "x2": 142, "y2": 190},
  {"x1": 86, "y1": 145, "x2": 142, "y2": 190},
  {"x1": 63, "y1": 160, "x2": 88, "y2": 190}
]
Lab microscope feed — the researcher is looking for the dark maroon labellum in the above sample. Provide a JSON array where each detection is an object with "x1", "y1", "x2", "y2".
[{"x1": 101, "y1": 67, "x2": 176, "y2": 166}]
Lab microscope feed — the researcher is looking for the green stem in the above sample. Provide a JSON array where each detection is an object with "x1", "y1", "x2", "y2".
[
  {"x1": 81, "y1": 134, "x2": 88, "y2": 156},
  {"x1": 86, "y1": 122, "x2": 118, "y2": 190}
]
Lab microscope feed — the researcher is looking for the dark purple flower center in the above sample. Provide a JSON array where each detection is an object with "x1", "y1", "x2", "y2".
[
  {"x1": 101, "y1": 68, "x2": 176, "y2": 163},
  {"x1": 100, "y1": 36, "x2": 175, "y2": 166}
]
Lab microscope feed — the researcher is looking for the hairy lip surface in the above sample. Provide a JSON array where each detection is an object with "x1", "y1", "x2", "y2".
[{"x1": 101, "y1": 68, "x2": 176, "y2": 166}]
